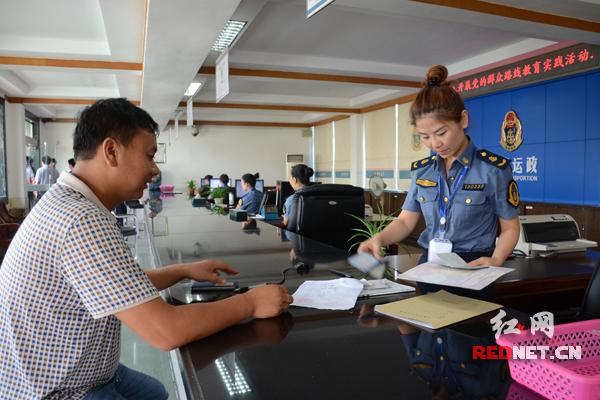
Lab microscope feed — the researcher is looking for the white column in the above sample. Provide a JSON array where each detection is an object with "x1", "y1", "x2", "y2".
[
  {"x1": 5, "y1": 102, "x2": 26, "y2": 208},
  {"x1": 349, "y1": 114, "x2": 364, "y2": 187}
]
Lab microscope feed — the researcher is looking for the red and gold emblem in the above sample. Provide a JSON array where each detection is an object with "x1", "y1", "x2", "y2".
[{"x1": 500, "y1": 111, "x2": 523, "y2": 152}]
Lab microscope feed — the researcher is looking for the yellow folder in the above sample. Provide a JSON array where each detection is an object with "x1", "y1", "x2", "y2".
[{"x1": 374, "y1": 290, "x2": 502, "y2": 330}]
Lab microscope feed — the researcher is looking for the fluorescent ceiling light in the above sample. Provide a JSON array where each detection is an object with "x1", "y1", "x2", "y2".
[
  {"x1": 184, "y1": 82, "x2": 202, "y2": 96},
  {"x1": 212, "y1": 20, "x2": 247, "y2": 52}
]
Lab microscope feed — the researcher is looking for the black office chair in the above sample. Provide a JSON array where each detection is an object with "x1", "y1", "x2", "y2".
[
  {"x1": 288, "y1": 184, "x2": 364, "y2": 252},
  {"x1": 554, "y1": 258, "x2": 600, "y2": 323},
  {"x1": 578, "y1": 259, "x2": 600, "y2": 320}
]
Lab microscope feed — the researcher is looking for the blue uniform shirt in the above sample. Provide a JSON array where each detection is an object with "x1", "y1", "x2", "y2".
[
  {"x1": 240, "y1": 188, "x2": 263, "y2": 213},
  {"x1": 402, "y1": 140, "x2": 520, "y2": 252},
  {"x1": 283, "y1": 187, "x2": 306, "y2": 223}
]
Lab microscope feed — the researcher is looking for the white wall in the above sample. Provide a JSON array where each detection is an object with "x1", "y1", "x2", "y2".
[
  {"x1": 40, "y1": 122, "x2": 76, "y2": 172},
  {"x1": 158, "y1": 125, "x2": 310, "y2": 189},
  {"x1": 39, "y1": 122, "x2": 311, "y2": 189}
]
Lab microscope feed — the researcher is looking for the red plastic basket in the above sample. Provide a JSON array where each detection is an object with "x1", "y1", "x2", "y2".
[{"x1": 497, "y1": 319, "x2": 600, "y2": 400}]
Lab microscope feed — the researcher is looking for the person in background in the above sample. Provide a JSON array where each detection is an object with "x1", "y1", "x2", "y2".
[
  {"x1": 236, "y1": 173, "x2": 263, "y2": 214},
  {"x1": 282, "y1": 164, "x2": 314, "y2": 228},
  {"x1": 199, "y1": 174, "x2": 213, "y2": 197},
  {"x1": 25, "y1": 156, "x2": 35, "y2": 184},
  {"x1": 358, "y1": 64, "x2": 520, "y2": 268},
  {"x1": 25, "y1": 156, "x2": 36, "y2": 208},
  {"x1": 49, "y1": 158, "x2": 60, "y2": 184},
  {"x1": 68, "y1": 158, "x2": 76, "y2": 171},
  {"x1": 0, "y1": 98, "x2": 292, "y2": 399},
  {"x1": 33, "y1": 155, "x2": 53, "y2": 198},
  {"x1": 219, "y1": 173, "x2": 230, "y2": 188}
]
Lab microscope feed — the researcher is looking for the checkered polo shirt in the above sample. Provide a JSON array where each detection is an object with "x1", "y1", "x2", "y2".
[{"x1": 0, "y1": 172, "x2": 160, "y2": 399}]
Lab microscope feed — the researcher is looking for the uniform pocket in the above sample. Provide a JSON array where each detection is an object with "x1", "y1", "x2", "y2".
[
  {"x1": 416, "y1": 188, "x2": 439, "y2": 227},
  {"x1": 452, "y1": 191, "x2": 489, "y2": 231}
]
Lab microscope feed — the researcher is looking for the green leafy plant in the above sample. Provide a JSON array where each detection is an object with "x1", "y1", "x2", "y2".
[
  {"x1": 210, "y1": 204, "x2": 227, "y2": 215},
  {"x1": 347, "y1": 204, "x2": 399, "y2": 253},
  {"x1": 186, "y1": 179, "x2": 196, "y2": 190},
  {"x1": 211, "y1": 187, "x2": 227, "y2": 198}
]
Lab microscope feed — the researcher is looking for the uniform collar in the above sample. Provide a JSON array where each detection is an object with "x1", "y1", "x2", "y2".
[
  {"x1": 57, "y1": 172, "x2": 116, "y2": 223},
  {"x1": 434, "y1": 136, "x2": 477, "y2": 170}
]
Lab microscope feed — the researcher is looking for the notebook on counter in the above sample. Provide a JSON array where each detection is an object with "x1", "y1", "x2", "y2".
[{"x1": 374, "y1": 290, "x2": 502, "y2": 330}]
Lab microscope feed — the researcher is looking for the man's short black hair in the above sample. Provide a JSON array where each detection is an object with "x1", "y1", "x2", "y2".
[
  {"x1": 68, "y1": 158, "x2": 76, "y2": 167},
  {"x1": 73, "y1": 98, "x2": 159, "y2": 160}
]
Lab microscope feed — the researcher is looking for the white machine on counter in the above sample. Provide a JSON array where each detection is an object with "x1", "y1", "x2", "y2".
[{"x1": 514, "y1": 214, "x2": 597, "y2": 256}]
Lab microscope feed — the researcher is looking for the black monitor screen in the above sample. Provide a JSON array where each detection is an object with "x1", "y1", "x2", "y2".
[{"x1": 235, "y1": 179, "x2": 264, "y2": 198}]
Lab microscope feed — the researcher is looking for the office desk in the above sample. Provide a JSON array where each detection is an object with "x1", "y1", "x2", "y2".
[{"x1": 149, "y1": 196, "x2": 595, "y2": 400}]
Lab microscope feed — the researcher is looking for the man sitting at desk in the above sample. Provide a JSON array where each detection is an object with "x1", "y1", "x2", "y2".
[{"x1": 0, "y1": 98, "x2": 292, "y2": 399}]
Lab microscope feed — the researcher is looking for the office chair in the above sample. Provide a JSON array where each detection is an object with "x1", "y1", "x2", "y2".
[
  {"x1": 553, "y1": 258, "x2": 600, "y2": 323},
  {"x1": 288, "y1": 184, "x2": 364, "y2": 251},
  {"x1": 578, "y1": 258, "x2": 600, "y2": 320}
]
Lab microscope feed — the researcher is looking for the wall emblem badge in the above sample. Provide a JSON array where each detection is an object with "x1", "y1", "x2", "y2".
[{"x1": 500, "y1": 110, "x2": 523, "y2": 152}]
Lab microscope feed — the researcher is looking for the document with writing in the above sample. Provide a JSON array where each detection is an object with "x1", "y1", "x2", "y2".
[
  {"x1": 397, "y1": 262, "x2": 514, "y2": 290},
  {"x1": 374, "y1": 290, "x2": 502, "y2": 330},
  {"x1": 291, "y1": 278, "x2": 364, "y2": 310}
]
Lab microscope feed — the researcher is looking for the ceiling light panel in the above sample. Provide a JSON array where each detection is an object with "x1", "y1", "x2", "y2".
[{"x1": 211, "y1": 20, "x2": 247, "y2": 52}]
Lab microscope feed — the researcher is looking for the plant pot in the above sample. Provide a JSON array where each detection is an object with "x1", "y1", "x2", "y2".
[
  {"x1": 213, "y1": 197, "x2": 225, "y2": 205},
  {"x1": 188, "y1": 188, "x2": 195, "y2": 197}
]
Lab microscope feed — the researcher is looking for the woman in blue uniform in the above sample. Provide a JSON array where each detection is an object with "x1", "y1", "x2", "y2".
[
  {"x1": 359, "y1": 65, "x2": 520, "y2": 267},
  {"x1": 236, "y1": 173, "x2": 263, "y2": 214},
  {"x1": 282, "y1": 164, "x2": 314, "y2": 228}
]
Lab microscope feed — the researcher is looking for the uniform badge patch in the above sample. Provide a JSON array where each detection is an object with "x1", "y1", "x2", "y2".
[
  {"x1": 507, "y1": 180, "x2": 520, "y2": 208},
  {"x1": 462, "y1": 183, "x2": 485, "y2": 191},
  {"x1": 416, "y1": 179, "x2": 438, "y2": 188}
]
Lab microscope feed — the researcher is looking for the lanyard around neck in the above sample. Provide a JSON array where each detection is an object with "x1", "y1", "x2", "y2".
[{"x1": 437, "y1": 160, "x2": 470, "y2": 237}]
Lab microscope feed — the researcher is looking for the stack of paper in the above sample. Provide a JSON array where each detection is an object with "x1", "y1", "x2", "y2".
[
  {"x1": 397, "y1": 262, "x2": 514, "y2": 290},
  {"x1": 291, "y1": 278, "x2": 364, "y2": 310},
  {"x1": 374, "y1": 290, "x2": 502, "y2": 330},
  {"x1": 359, "y1": 278, "x2": 415, "y2": 297}
]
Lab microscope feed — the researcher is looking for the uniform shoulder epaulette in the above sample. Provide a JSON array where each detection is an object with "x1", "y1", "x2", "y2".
[
  {"x1": 476, "y1": 149, "x2": 509, "y2": 169},
  {"x1": 411, "y1": 155, "x2": 436, "y2": 171}
]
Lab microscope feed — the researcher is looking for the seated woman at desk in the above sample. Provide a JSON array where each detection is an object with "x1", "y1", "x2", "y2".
[
  {"x1": 236, "y1": 173, "x2": 263, "y2": 214},
  {"x1": 282, "y1": 164, "x2": 314, "y2": 228},
  {"x1": 358, "y1": 64, "x2": 520, "y2": 267}
]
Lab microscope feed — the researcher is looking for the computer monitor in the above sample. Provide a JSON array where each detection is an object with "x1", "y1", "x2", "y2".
[
  {"x1": 200, "y1": 178, "x2": 210, "y2": 186},
  {"x1": 235, "y1": 179, "x2": 264, "y2": 198},
  {"x1": 209, "y1": 178, "x2": 221, "y2": 188},
  {"x1": 276, "y1": 181, "x2": 294, "y2": 215}
]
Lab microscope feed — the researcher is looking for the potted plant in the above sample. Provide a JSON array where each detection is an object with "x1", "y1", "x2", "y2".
[
  {"x1": 347, "y1": 204, "x2": 400, "y2": 256},
  {"x1": 186, "y1": 179, "x2": 196, "y2": 197},
  {"x1": 210, "y1": 187, "x2": 227, "y2": 204}
]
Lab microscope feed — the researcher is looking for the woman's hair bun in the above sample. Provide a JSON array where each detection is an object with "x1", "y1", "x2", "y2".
[
  {"x1": 253, "y1": 172, "x2": 260, "y2": 179},
  {"x1": 425, "y1": 65, "x2": 448, "y2": 87}
]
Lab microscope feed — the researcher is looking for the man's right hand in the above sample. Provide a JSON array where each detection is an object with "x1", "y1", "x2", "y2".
[
  {"x1": 243, "y1": 285, "x2": 293, "y2": 319},
  {"x1": 357, "y1": 236, "x2": 383, "y2": 259}
]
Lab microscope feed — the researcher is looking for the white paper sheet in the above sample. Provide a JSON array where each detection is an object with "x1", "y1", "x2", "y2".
[
  {"x1": 291, "y1": 278, "x2": 364, "y2": 310},
  {"x1": 436, "y1": 253, "x2": 488, "y2": 270},
  {"x1": 397, "y1": 262, "x2": 514, "y2": 291}
]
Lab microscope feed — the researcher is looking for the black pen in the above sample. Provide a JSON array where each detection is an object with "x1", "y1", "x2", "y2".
[{"x1": 329, "y1": 269, "x2": 353, "y2": 278}]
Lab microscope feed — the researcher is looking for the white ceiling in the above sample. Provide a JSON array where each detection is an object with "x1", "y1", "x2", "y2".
[{"x1": 0, "y1": 0, "x2": 598, "y2": 127}]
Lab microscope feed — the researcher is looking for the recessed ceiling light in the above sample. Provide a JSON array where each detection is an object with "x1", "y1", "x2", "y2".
[
  {"x1": 184, "y1": 82, "x2": 202, "y2": 96},
  {"x1": 212, "y1": 20, "x2": 247, "y2": 52}
]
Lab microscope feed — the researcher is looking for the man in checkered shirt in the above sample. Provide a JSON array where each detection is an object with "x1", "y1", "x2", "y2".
[{"x1": 0, "y1": 98, "x2": 293, "y2": 399}]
